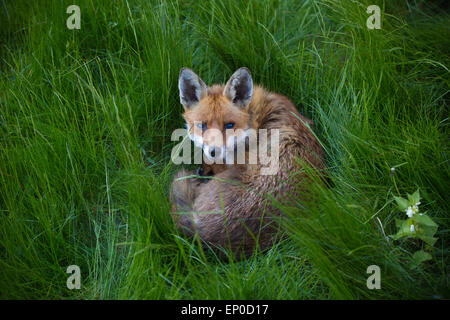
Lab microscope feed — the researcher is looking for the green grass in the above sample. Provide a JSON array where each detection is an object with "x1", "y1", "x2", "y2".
[{"x1": 0, "y1": 0, "x2": 448, "y2": 299}]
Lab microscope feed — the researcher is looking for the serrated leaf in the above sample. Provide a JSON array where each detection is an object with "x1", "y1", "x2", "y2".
[
  {"x1": 416, "y1": 234, "x2": 438, "y2": 246},
  {"x1": 412, "y1": 214, "x2": 438, "y2": 227},
  {"x1": 395, "y1": 218, "x2": 404, "y2": 229},
  {"x1": 412, "y1": 250, "x2": 432, "y2": 264},
  {"x1": 392, "y1": 219, "x2": 413, "y2": 240},
  {"x1": 394, "y1": 196, "x2": 409, "y2": 211},
  {"x1": 415, "y1": 225, "x2": 438, "y2": 248},
  {"x1": 408, "y1": 189, "x2": 420, "y2": 205}
]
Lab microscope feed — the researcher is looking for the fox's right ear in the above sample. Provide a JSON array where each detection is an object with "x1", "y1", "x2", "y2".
[
  {"x1": 223, "y1": 67, "x2": 253, "y2": 108},
  {"x1": 178, "y1": 68, "x2": 207, "y2": 109}
]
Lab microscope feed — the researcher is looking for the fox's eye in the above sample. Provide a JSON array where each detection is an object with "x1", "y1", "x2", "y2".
[
  {"x1": 224, "y1": 122, "x2": 235, "y2": 129},
  {"x1": 197, "y1": 122, "x2": 207, "y2": 130}
]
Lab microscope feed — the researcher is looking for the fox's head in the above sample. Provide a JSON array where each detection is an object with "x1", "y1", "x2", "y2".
[{"x1": 178, "y1": 67, "x2": 254, "y2": 162}]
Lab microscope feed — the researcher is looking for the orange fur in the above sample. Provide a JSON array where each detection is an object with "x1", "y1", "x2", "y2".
[{"x1": 170, "y1": 68, "x2": 325, "y2": 257}]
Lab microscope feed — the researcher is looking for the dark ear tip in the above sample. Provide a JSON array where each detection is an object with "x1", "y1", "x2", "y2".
[
  {"x1": 237, "y1": 67, "x2": 251, "y2": 77},
  {"x1": 179, "y1": 67, "x2": 187, "y2": 76},
  {"x1": 179, "y1": 67, "x2": 193, "y2": 78}
]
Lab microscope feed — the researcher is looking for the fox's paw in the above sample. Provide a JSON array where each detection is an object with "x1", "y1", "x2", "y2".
[
  {"x1": 195, "y1": 165, "x2": 214, "y2": 182},
  {"x1": 196, "y1": 163, "x2": 228, "y2": 178}
]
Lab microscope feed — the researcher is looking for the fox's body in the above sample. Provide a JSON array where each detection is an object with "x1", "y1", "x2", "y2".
[{"x1": 170, "y1": 68, "x2": 324, "y2": 256}]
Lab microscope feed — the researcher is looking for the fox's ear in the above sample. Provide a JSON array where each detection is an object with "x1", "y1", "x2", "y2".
[
  {"x1": 178, "y1": 68, "x2": 207, "y2": 109},
  {"x1": 223, "y1": 67, "x2": 253, "y2": 108}
]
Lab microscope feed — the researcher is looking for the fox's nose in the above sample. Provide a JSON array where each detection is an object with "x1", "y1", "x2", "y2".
[{"x1": 210, "y1": 148, "x2": 217, "y2": 157}]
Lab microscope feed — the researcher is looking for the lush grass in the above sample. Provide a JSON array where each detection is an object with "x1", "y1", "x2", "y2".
[{"x1": 0, "y1": 0, "x2": 448, "y2": 299}]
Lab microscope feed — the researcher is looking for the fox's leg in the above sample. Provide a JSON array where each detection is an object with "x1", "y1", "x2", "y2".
[{"x1": 169, "y1": 168, "x2": 204, "y2": 236}]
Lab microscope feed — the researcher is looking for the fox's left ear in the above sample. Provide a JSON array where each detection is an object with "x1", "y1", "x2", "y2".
[
  {"x1": 178, "y1": 68, "x2": 208, "y2": 109},
  {"x1": 223, "y1": 67, "x2": 253, "y2": 108}
]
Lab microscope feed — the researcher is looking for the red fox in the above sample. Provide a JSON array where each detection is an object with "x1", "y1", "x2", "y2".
[{"x1": 170, "y1": 67, "x2": 324, "y2": 257}]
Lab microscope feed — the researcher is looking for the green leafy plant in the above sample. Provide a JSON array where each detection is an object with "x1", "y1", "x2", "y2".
[{"x1": 391, "y1": 190, "x2": 438, "y2": 265}]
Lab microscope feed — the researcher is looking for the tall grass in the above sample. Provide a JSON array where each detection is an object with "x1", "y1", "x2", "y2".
[{"x1": 0, "y1": 0, "x2": 448, "y2": 299}]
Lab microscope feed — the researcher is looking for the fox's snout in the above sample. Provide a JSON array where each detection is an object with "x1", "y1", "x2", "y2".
[
  {"x1": 192, "y1": 126, "x2": 251, "y2": 161},
  {"x1": 190, "y1": 126, "x2": 225, "y2": 159},
  {"x1": 204, "y1": 145, "x2": 223, "y2": 159}
]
